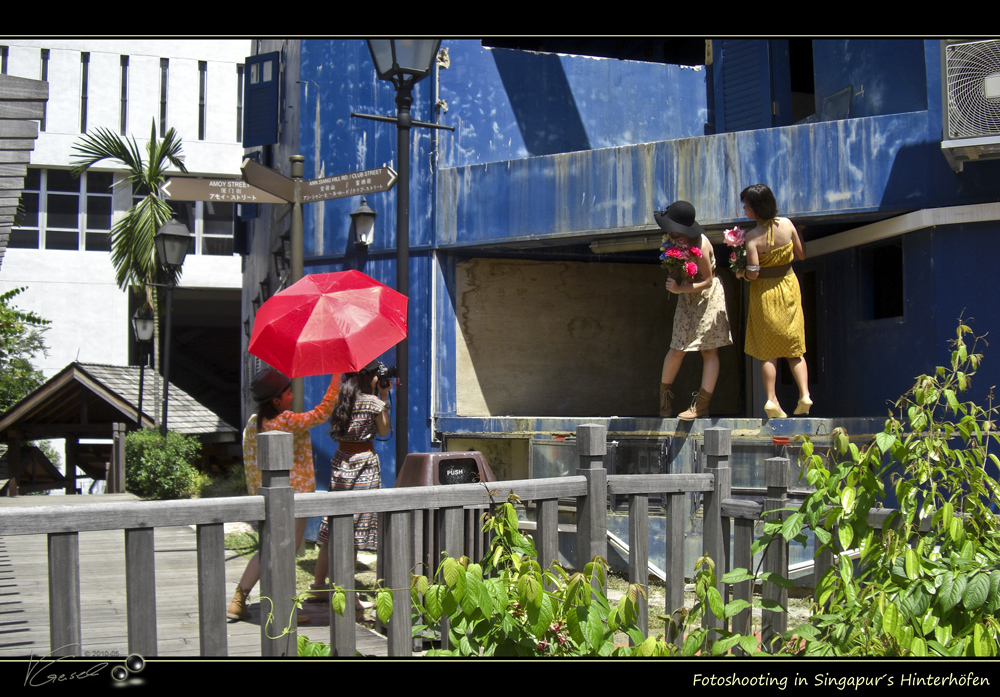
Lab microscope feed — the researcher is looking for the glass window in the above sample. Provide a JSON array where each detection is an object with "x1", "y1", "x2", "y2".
[
  {"x1": 10, "y1": 168, "x2": 113, "y2": 252},
  {"x1": 203, "y1": 201, "x2": 234, "y2": 255}
]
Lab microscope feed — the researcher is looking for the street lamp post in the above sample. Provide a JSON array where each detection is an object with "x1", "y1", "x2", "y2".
[
  {"x1": 131, "y1": 306, "x2": 155, "y2": 429},
  {"x1": 359, "y1": 39, "x2": 446, "y2": 477},
  {"x1": 153, "y1": 217, "x2": 192, "y2": 437}
]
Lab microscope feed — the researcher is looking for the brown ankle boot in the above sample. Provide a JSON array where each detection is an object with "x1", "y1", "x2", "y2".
[
  {"x1": 227, "y1": 585, "x2": 251, "y2": 620},
  {"x1": 659, "y1": 383, "x2": 674, "y2": 418},
  {"x1": 678, "y1": 389, "x2": 712, "y2": 421}
]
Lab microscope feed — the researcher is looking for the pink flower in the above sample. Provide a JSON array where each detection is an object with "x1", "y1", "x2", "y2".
[
  {"x1": 665, "y1": 247, "x2": 685, "y2": 259},
  {"x1": 730, "y1": 252, "x2": 737, "y2": 262},
  {"x1": 685, "y1": 261, "x2": 698, "y2": 278},
  {"x1": 689, "y1": 246, "x2": 703, "y2": 258},
  {"x1": 723, "y1": 226, "x2": 745, "y2": 246}
]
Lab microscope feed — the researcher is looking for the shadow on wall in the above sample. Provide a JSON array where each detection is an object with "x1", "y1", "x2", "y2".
[{"x1": 491, "y1": 49, "x2": 591, "y2": 157}]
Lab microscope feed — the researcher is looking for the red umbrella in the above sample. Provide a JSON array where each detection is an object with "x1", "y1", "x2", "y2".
[{"x1": 248, "y1": 270, "x2": 407, "y2": 377}]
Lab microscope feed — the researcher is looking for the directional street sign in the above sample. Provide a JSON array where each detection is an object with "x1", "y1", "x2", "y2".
[
  {"x1": 160, "y1": 176, "x2": 286, "y2": 204},
  {"x1": 238, "y1": 160, "x2": 398, "y2": 205},
  {"x1": 240, "y1": 158, "x2": 295, "y2": 203},
  {"x1": 301, "y1": 166, "x2": 397, "y2": 203}
]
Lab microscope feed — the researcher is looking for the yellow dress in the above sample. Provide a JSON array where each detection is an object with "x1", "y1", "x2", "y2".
[{"x1": 745, "y1": 241, "x2": 805, "y2": 360}]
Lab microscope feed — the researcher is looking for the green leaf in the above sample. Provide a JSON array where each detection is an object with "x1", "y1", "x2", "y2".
[
  {"x1": 781, "y1": 512, "x2": 805, "y2": 540},
  {"x1": 838, "y1": 523, "x2": 854, "y2": 550},
  {"x1": 724, "y1": 599, "x2": 751, "y2": 618},
  {"x1": 721, "y1": 569, "x2": 756, "y2": 584},
  {"x1": 963, "y1": 573, "x2": 990, "y2": 613},
  {"x1": 882, "y1": 602, "x2": 902, "y2": 636},
  {"x1": 904, "y1": 549, "x2": 920, "y2": 580},
  {"x1": 738, "y1": 634, "x2": 760, "y2": 654},
  {"x1": 707, "y1": 586, "x2": 725, "y2": 619},
  {"x1": 874, "y1": 431, "x2": 896, "y2": 454},
  {"x1": 375, "y1": 586, "x2": 394, "y2": 624},
  {"x1": 841, "y1": 486, "x2": 856, "y2": 515}
]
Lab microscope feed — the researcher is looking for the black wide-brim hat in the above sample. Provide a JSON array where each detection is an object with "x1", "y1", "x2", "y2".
[
  {"x1": 654, "y1": 200, "x2": 704, "y2": 239},
  {"x1": 250, "y1": 368, "x2": 291, "y2": 403}
]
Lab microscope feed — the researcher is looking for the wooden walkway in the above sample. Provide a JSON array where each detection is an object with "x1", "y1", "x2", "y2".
[{"x1": 0, "y1": 499, "x2": 389, "y2": 658}]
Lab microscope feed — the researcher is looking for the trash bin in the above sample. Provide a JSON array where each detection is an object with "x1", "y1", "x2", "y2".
[
  {"x1": 392, "y1": 451, "x2": 498, "y2": 648},
  {"x1": 395, "y1": 451, "x2": 496, "y2": 487}
]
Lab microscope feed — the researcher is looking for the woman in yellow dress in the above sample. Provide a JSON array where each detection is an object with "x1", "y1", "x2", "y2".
[{"x1": 735, "y1": 184, "x2": 811, "y2": 418}]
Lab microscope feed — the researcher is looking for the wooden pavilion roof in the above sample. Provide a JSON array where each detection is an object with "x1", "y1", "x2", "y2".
[{"x1": 0, "y1": 362, "x2": 238, "y2": 443}]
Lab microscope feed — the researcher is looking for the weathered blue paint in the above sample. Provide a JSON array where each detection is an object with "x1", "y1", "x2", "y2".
[
  {"x1": 248, "y1": 38, "x2": 1000, "y2": 487},
  {"x1": 812, "y1": 39, "x2": 929, "y2": 119}
]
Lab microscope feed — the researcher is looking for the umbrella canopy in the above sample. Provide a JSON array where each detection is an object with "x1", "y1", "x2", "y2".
[{"x1": 248, "y1": 270, "x2": 407, "y2": 377}]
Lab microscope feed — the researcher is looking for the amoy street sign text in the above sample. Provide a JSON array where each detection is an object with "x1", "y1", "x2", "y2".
[{"x1": 159, "y1": 176, "x2": 286, "y2": 204}]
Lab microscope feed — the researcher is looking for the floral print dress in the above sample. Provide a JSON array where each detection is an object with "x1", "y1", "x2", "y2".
[
  {"x1": 242, "y1": 374, "x2": 341, "y2": 495},
  {"x1": 670, "y1": 245, "x2": 733, "y2": 351}
]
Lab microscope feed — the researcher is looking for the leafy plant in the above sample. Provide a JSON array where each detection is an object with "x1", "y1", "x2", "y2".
[
  {"x1": 124, "y1": 428, "x2": 203, "y2": 500},
  {"x1": 0, "y1": 287, "x2": 48, "y2": 413},
  {"x1": 780, "y1": 320, "x2": 1000, "y2": 656},
  {"x1": 409, "y1": 492, "x2": 647, "y2": 657}
]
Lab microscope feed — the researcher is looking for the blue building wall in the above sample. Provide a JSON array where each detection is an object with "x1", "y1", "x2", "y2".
[{"x1": 246, "y1": 39, "x2": 1000, "y2": 488}]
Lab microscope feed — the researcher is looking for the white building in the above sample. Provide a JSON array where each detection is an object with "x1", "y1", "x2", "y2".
[{"x1": 0, "y1": 39, "x2": 251, "y2": 428}]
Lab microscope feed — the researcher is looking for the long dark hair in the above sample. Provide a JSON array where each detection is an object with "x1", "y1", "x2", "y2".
[
  {"x1": 329, "y1": 367, "x2": 377, "y2": 439},
  {"x1": 740, "y1": 183, "x2": 778, "y2": 220}
]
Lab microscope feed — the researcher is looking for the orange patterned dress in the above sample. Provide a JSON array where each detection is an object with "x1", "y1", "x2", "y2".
[
  {"x1": 744, "y1": 241, "x2": 806, "y2": 360},
  {"x1": 242, "y1": 374, "x2": 342, "y2": 495}
]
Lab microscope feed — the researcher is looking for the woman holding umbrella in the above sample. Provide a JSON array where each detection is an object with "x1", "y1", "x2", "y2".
[{"x1": 227, "y1": 368, "x2": 342, "y2": 622}]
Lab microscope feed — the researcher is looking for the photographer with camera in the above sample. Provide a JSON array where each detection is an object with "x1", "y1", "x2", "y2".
[{"x1": 308, "y1": 359, "x2": 395, "y2": 620}]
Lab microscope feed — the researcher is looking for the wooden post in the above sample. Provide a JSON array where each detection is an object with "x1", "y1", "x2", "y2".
[
  {"x1": 6, "y1": 431, "x2": 20, "y2": 496},
  {"x1": 663, "y1": 492, "x2": 685, "y2": 647},
  {"x1": 196, "y1": 523, "x2": 227, "y2": 656},
  {"x1": 762, "y1": 455, "x2": 790, "y2": 652},
  {"x1": 537, "y1": 498, "x2": 559, "y2": 589},
  {"x1": 330, "y1": 514, "x2": 356, "y2": 655},
  {"x1": 110, "y1": 422, "x2": 126, "y2": 494},
  {"x1": 628, "y1": 493, "x2": 649, "y2": 641},
  {"x1": 575, "y1": 424, "x2": 607, "y2": 582},
  {"x1": 732, "y1": 518, "x2": 755, "y2": 640},
  {"x1": 436, "y1": 506, "x2": 464, "y2": 651},
  {"x1": 702, "y1": 428, "x2": 730, "y2": 636},
  {"x1": 65, "y1": 434, "x2": 78, "y2": 495},
  {"x1": 385, "y1": 508, "x2": 412, "y2": 656},
  {"x1": 257, "y1": 431, "x2": 296, "y2": 657},
  {"x1": 47, "y1": 532, "x2": 81, "y2": 655},
  {"x1": 125, "y1": 527, "x2": 157, "y2": 655}
]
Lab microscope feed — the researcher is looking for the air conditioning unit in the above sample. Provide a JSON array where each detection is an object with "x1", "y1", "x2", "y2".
[{"x1": 941, "y1": 39, "x2": 1000, "y2": 172}]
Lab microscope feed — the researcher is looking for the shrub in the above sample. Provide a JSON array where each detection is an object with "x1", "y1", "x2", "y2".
[
  {"x1": 777, "y1": 319, "x2": 1000, "y2": 656},
  {"x1": 124, "y1": 429, "x2": 203, "y2": 500}
]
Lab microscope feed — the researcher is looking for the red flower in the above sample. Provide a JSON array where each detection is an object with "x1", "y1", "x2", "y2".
[
  {"x1": 690, "y1": 246, "x2": 703, "y2": 258},
  {"x1": 685, "y1": 261, "x2": 698, "y2": 278},
  {"x1": 665, "y1": 247, "x2": 684, "y2": 259}
]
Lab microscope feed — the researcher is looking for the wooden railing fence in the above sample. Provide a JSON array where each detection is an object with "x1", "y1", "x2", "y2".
[{"x1": 0, "y1": 424, "x2": 908, "y2": 657}]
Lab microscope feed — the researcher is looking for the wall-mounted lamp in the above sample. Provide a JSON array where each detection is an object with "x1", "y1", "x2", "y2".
[{"x1": 350, "y1": 197, "x2": 377, "y2": 248}]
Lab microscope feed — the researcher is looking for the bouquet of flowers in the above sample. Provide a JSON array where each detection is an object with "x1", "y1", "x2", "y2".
[
  {"x1": 660, "y1": 235, "x2": 701, "y2": 283},
  {"x1": 723, "y1": 226, "x2": 746, "y2": 272}
]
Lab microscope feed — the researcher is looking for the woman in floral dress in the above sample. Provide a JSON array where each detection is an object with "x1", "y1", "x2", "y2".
[
  {"x1": 228, "y1": 368, "x2": 341, "y2": 621},
  {"x1": 654, "y1": 200, "x2": 732, "y2": 420}
]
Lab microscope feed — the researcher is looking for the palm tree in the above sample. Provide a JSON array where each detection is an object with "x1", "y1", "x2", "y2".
[
  {"x1": 71, "y1": 119, "x2": 188, "y2": 300},
  {"x1": 70, "y1": 120, "x2": 188, "y2": 428}
]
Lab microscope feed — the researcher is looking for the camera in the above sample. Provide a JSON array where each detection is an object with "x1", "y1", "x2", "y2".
[{"x1": 374, "y1": 361, "x2": 398, "y2": 389}]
